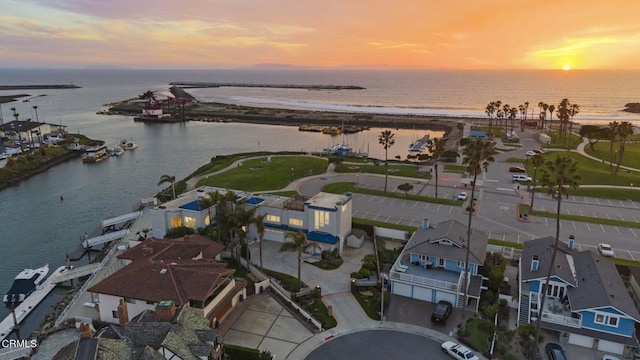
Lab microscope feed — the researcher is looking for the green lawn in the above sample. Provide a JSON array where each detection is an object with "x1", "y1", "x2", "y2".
[
  {"x1": 323, "y1": 182, "x2": 461, "y2": 206},
  {"x1": 334, "y1": 161, "x2": 432, "y2": 179},
  {"x1": 444, "y1": 164, "x2": 465, "y2": 173},
  {"x1": 462, "y1": 319, "x2": 492, "y2": 354},
  {"x1": 584, "y1": 141, "x2": 640, "y2": 170},
  {"x1": 547, "y1": 131, "x2": 581, "y2": 150},
  {"x1": 197, "y1": 156, "x2": 328, "y2": 191}
]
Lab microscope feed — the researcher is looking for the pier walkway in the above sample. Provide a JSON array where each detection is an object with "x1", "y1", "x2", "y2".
[
  {"x1": 48, "y1": 264, "x2": 101, "y2": 285},
  {"x1": 101, "y1": 211, "x2": 141, "y2": 232},
  {"x1": 0, "y1": 266, "x2": 67, "y2": 342},
  {"x1": 82, "y1": 229, "x2": 129, "y2": 248}
]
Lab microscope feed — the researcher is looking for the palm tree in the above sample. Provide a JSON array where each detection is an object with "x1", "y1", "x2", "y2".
[
  {"x1": 461, "y1": 138, "x2": 495, "y2": 325},
  {"x1": 206, "y1": 191, "x2": 225, "y2": 243},
  {"x1": 568, "y1": 103, "x2": 580, "y2": 144},
  {"x1": 534, "y1": 155, "x2": 580, "y2": 350},
  {"x1": 378, "y1": 130, "x2": 395, "y2": 194},
  {"x1": 33, "y1": 105, "x2": 39, "y2": 122},
  {"x1": 280, "y1": 231, "x2": 313, "y2": 289},
  {"x1": 158, "y1": 174, "x2": 177, "y2": 199},
  {"x1": 614, "y1": 121, "x2": 634, "y2": 175},
  {"x1": 540, "y1": 103, "x2": 549, "y2": 130},
  {"x1": 10, "y1": 107, "x2": 19, "y2": 122},
  {"x1": 529, "y1": 154, "x2": 546, "y2": 210},
  {"x1": 607, "y1": 121, "x2": 619, "y2": 174},
  {"x1": 524, "y1": 101, "x2": 530, "y2": 121},
  {"x1": 502, "y1": 104, "x2": 511, "y2": 133},
  {"x1": 485, "y1": 102, "x2": 496, "y2": 135},
  {"x1": 508, "y1": 106, "x2": 518, "y2": 132},
  {"x1": 236, "y1": 206, "x2": 257, "y2": 267},
  {"x1": 255, "y1": 214, "x2": 267, "y2": 271},
  {"x1": 427, "y1": 137, "x2": 445, "y2": 198},
  {"x1": 556, "y1": 99, "x2": 571, "y2": 146},
  {"x1": 547, "y1": 104, "x2": 555, "y2": 132}
]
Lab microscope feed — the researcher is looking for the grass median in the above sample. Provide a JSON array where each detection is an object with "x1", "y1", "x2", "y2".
[
  {"x1": 323, "y1": 182, "x2": 461, "y2": 206},
  {"x1": 519, "y1": 203, "x2": 640, "y2": 229}
]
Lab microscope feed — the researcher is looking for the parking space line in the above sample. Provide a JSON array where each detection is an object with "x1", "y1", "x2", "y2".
[
  {"x1": 566, "y1": 209, "x2": 571, "y2": 215},
  {"x1": 615, "y1": 226, "x2": 621, "y2": 236},
  {"x1": 572, "y1": 221, "x2": 576, "y2": 229},
  {"x1": 413, "y1": 202, "x2": 418, "y2": 208},
  {"x1": 618, "y1": 214, "x2": 625, "y2": 221},
  {"x1": 596, "y1": 198, "x2": 601, "y2": 205},
  {"x1": 608, "y1": 199, "x2": 613, "y2": 206},
  {"x1": 633, "y1": 202, "x2": 638, "y2": 209},
  {"x1": 605, "y1": 213, "x2": 611, "y2": 220},
  {"x1": 633, "y1": 216, "x2": 639, "y2": 222},
  {"x1": 583, "y1": 196, "x2": 588, "y2": 203},
  {"x1": 619, "y1": 200, "x2": 625, "y2": 207},
  {"x1": 396, "y1": 218, "x2": 402, "y2": 224},
  {"x1": 576, "y1": 243, "x2": 583, "y2": 251},
  {"x1": 379, "y1": 197, "x2": 385, "y2": 203},
  {"x1": 385, "y1": 216, "x2": 391, "y2": 222},
  {"x1": 437, "y1": 204, "x2": 442, "y2": 212},
  {"x1": 585, "y1": 223, "x2": 591, "y2": 232},
  {"x1": 631, "y1": 229, "x2": 638, "y2": 238},
  {"x1": 449, "y1": 206, "x2": 453, "y2": 213},
  {"x1": 628, "y1": 250, "x2": 635, "y2": 261},
  {"x1": 425, "y1": 203, "x2": 430, "y2": 210},
  {"x1": 408, "y1": 219, "x2": 415, "y2": 227},
  {"x1": 579, "y1": 210, "x2": 584, "y2": 216},
  {"x1": 600, "y1": 224, "x2": 606, "y2": 233},
  {"x1": 372, "y1": 214, "x2": 379, "y2": 221},
  {"x1": 502, "y1": 233, "x2": 506, "y2": 241},
  {"x1": 390, "y1": 199, "x2": 396, "y2": 205},
  {"x1": 592, "y1": 211, "x2": 597, "y2": 217},
  {"x1": 544, "y1": 218, "x2": 548, "y2": 227}
]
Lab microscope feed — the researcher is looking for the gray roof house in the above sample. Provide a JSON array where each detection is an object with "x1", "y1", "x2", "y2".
[
  {"x1": 390, "y1": 219, "x2": 488, "y2": 312},
  {"x1": 519, "y1": 236, "x2": 640, "y2": 356}
]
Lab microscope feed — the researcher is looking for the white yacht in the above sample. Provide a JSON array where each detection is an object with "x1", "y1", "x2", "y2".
[{"x1": 3, "y1": 264, "x2": 49, "y2": 305}]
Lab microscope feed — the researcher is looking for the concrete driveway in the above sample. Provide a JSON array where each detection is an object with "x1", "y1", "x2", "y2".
[{"x1": 386, "y1": 295, "x2": 463, "y2": 337}]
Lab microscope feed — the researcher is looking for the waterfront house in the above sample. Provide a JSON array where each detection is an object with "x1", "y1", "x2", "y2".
[
  {"x1": 0, "y1": 120, "x2": 63, "y2": 145},
  {"x1": 518, "y1": 236, "x2": 640, "y2": 355},
  {"x1": 389, "y1": 219, "x2": 488, "y2": 311},
  {"x1": 88, "y1": 236, "x2": 246, "y2": 328},
  {"x1": 54, "y1": 304, "x2": 223, "y2": 360},
  {"x1": 150, "y1": 186, "x2": 353, "y2": 255}
]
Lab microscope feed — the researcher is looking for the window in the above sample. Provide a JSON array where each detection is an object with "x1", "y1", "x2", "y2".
[
  {"x1": 595, "y1": 314, "x2": 605, "y2": 324},
  {"x1": 595, "y1": 313, "x2": 619, "y2": 327},
  {"x1": 204, "y1": 215, "x2": 210, "y2": 226},
  {"x1": 146, "y1": 301, "x2": 155, "y2": 305},
  {"x1": 266, "y1": 214, "x2": 280, "y2": 223},
  {"x1": 112, "y1": 310, "x2": 119, "y2": 319},
  {"x1": 609, "y1": 317, "x2": 618, "y2": 326},
  {"x1": 124, "y1": 297, "x2": 136, "y2": 304},
  {"x1": 438, "y1": 258, "x2": 445, "y2": 267},
  {"x1": 289, "y1": 218, "x2": 303, "y2": 227},
  {"x1": 183, "y1": 216, "x2": 197, "y2": 228},
  {"x1": 419, "y1": 255, "x2": 429, "y2": 261},
  {"x1": 170, "y1": 216, "x2": 182, "y2": 228},
  {"x1": 457, "y1": 261, "x2": 465, "y2": 268},
  {"x1": 314, "y1": 210, "x2": 330, "y2": 230}
]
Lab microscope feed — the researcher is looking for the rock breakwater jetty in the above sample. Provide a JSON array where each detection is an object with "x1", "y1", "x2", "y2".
[{"x1": 169, "y1": 82, "x2": 365, "y2": 90}]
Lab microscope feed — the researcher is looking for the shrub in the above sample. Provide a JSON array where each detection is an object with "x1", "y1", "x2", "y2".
[{"x1": 358, "y1": 268, "x2": 371, "y2": 278}]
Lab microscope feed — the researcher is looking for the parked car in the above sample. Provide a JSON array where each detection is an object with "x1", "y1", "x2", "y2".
[
  {"x1": 545, "y1": 343, "x2": 567, "y2": 360},
  {"x1": 598, "y1": 243, "x2": 615, "y2": 257},
  {"x1": 457, "y1": 192, "x2": 468, "y2": 201},
  {"x1": 512, "y1": 174, "x2": 532, "y2": 182},
  {"x1": 509, "y1": 166, "x2": 526, "y2": 173},
  {"x1": 441, "y1": 341, "x2": 479, "y2": 360},
  {"x1": 525, "y1": 150, "x2": 538, "y2": 157},
  {"x1": 431, "y1": 300, "x2": 453, "y2": 324}
]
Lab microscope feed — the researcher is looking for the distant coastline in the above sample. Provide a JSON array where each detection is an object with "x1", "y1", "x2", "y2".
[{"x1": 0, "y1": 84, "x2": 80, "y2": 90}]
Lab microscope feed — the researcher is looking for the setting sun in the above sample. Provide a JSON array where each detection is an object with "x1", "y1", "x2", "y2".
[{"x1": 563, "y1": 65, "x2": 571, "y2": 71}]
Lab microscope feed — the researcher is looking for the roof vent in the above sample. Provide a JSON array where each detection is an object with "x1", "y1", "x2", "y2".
[{"x1": 160, "y1": 268, "x2": 167, "y2": 274}]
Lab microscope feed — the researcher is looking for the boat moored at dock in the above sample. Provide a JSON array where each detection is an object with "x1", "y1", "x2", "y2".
[
  {"x1": 3, "y1": 264, "x2": 49, "y2": 305},
  {"x1": 82, "y1": 143, "x2": 108, "y2": 163}
]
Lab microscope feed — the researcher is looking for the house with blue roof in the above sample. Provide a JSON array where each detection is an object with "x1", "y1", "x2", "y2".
[
  {"x1": 389, "y1": 219, "x2": 488, "y2": 311},
  {"x1": 519, "y1": 236, "x2": 640, "y2": 356},
  {"x1": 150, "y1": 186, "x2": 353, "y2": 255}
]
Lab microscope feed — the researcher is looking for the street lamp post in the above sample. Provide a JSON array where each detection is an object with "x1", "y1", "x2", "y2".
[{"x1": 453, "y1": 185, "x2": 456, "y2": 199}]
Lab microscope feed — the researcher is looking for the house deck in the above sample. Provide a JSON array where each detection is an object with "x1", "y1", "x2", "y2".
[{"x1": 398, "y1": 259, "x2": 460, "y2": 284}]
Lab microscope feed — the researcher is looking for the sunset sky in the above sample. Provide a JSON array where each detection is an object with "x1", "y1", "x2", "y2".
[{"x1": 3, "y1": 0, "x2": 640, "y2": 70}]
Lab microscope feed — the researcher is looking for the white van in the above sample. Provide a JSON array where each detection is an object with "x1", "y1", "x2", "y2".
[{"x1": 512, "y1": 174, "x2": 532, "y2": 182}]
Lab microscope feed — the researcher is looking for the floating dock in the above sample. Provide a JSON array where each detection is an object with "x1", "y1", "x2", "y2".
[{"x1": 0, "y1": 266, "x2": 68, "y2": 342}]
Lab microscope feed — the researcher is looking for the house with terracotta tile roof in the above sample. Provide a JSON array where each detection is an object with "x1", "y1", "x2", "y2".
[
  {"x1": 149, "y1": 186, "x2": 353, "y2": 254},
  {"x1": 89, "y1": 236, "x2": 245, "y2": 327}
]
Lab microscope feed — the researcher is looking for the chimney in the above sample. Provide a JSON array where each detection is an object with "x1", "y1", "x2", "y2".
[
  {"x1": 531, "y1": 255, "x2": 539, "y2": 271},
  {"x1": 421, "y1": 218, "x2": 430, "y2": 229},
  {"x1": 117, "y1": 299, "x2": 129, "y2": 326},
  {"x1": 79, "y1": 323, "x2": 94, "y2": 338},
  {"x1": 155, "y1": 300, "x2": 176, "y2": 322},
  {"x1": 568, "y1": 235, "x2": 575, "y2": 250}
]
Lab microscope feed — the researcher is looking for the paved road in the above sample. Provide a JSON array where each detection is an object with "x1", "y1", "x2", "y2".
[{"x1": 305, "y1": 330, "x2": 452, "y2": 360}]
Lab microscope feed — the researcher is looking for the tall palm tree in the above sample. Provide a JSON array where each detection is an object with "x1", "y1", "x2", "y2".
[
  {"x1": 33, "y1": 106, "x2": 39, "y2": 122},
  {"x1": 158, "y1": 174, "x2": 177, "y2": 199},
  {"x1": 485, "y1": 102, "x2": 496, "y2": 135},
  {"x1": 524, "y1": 101, "x2": 530, "y2": 121},
  {"x1": 529, "y1": 154, "x2": 546, "y2": 210},
  {"x1": 378, "y1": 130, "x2": 395, "y2": 194},
  {"x1": 206, "y1": 191, "x2": 225, "y2": 243},
  {"x1": 547, "y1": 104, "x2": 555, "y2": 132},
  {"x1": 280, "y1": 231, "x2": 312, "y2": 289},
  {"x1": 541, "y1": 103, "x2": 549, "y2": 130},
  {"x1": 607, "y1": 121, "x2": 619, "y2": 174},
  {"x1": 427, "y1": 137, "x2": 445, "y2": 198},
  {"x1": 255, "y1": 214, "x2": 267, "y2": 271},
  {"x1": 568, "y1": 103, "x2": 580, "y2": 147},
  {"x1": 10, "y1": 107, "x2": 19, "y2": 122},
  {"x1": 508, "y1": 106, "x2": 518, "y2": 132},
  {"x1": 614, "y1": 121, "x2": 634, "y2": 175},
  {"x1": 236, "y1": 206, "x2": 257, "y2": 267},
  {"x1": 502, "y1": 104, "x2": 511, "y2": 133},
  {"x1": 534, "y1": 155, "x2": 580, "y2": 349},
  {"x1": 461, "y1": 138, "x2": 495, "y2": 325}
]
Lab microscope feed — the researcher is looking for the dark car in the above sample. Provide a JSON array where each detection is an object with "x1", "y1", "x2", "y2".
[
  {"x1": 545, "y1": 343, "x2": 567, "y2": 360},
  {"x1": 509, "y1": 166, "x2": 526, "y2": 173},
  {"x1": 431, "y1": 300, "x2": 453, "y2": 324}
]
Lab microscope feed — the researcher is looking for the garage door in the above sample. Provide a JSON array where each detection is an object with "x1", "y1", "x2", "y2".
[
  {"x1": 568, "y1": 333, "x2": 594, "y2": 348},
  {"x1": 435, "y1": 291, "x2": 458, "y2": 307},
  {"x1": 414, "y1": 287, "x2": 433, "y2": 301},
  {"x1": 597, "y1": 340, "x2": 624, "y2": 355},
  {"x1": 393, "y1": 282, "x2": 412, "y2": 298}
]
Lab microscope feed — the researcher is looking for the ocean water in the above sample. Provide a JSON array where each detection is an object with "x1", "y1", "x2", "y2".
[{"x1": 0, "y1": 68, "x2": 638, "y2": 336}]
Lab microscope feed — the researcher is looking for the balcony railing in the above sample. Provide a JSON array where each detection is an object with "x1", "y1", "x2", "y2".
[
  {"x1": 390, "y1": 270, "x2": 459, "y2": 291},
  {"x1": 541, "y1": 311, "x2": 581, "y2": 328}
]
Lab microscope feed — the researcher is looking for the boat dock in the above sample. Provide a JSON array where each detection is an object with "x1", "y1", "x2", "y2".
[{"x1": 0, "y1": 266, "x2": 68, "y2": 342}]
